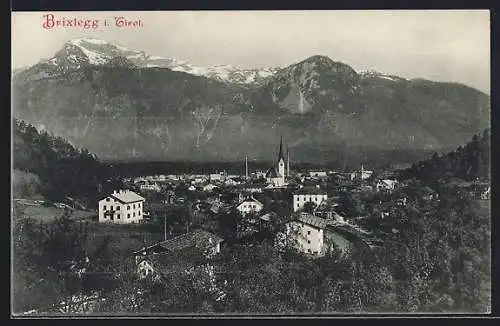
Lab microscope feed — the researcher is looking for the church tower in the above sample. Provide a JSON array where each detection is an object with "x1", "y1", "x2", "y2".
[{"x1": 277, "y1": 136, "x2": 285, "y2": 184}]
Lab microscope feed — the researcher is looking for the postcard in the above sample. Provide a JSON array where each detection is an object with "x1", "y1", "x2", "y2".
[{"x1": 11, "y1": 10, "x2": 491, "y2": 317}]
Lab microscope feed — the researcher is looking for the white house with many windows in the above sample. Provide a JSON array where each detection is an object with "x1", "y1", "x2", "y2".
[
  {"x1": 98, "y1": 190, "x2": 145, "y2": 224},
  {"x1": 292, "y1": 187, "x2": 328, "y2": 212},
  {"x1": 282, "y1": 213, "x2": 368, "y2": 257},
  {"x1": 285, "y1": 213, "x2": 326, "y2": 255},
  {"x1": 308, "y1": 171, "x2": 327, "y2": 178}
]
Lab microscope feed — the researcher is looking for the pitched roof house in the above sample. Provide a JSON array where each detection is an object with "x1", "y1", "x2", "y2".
[
  {"x1": 134, "y1": 229, "x2": 224, "y2": 280},
  {"x1": 98, "y1": 190, "x2": 146, "y2": 224},
  {"x1": 236, "y1": 197, "x2": 264, "y2": 215}
]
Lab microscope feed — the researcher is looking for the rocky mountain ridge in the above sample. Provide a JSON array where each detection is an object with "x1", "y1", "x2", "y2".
[{"x1": 12, "y1": 38, "x2": 490, "y2": 164}]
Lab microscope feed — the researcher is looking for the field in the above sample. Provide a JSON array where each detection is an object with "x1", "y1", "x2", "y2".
[
  {"x1": 83, "y1": 221, "x2": 167, "y2": 273},
  {"x1": 86, "y1": 222, "x2": 165, "y2": 250},
  {"x1": 13, "y1": 200, "x2": 95, "y2": 223}
]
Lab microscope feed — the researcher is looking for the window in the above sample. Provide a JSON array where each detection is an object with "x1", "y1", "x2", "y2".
[
  {"x1": 307, "y1": 240, "x2": 311, "y2": 244},
  {"x1": 103, "y1": 205, "x2": 106, "y2": 210},
  {"x1": 117, "y1": 214, "x2": 120, "y2": 219},
  {"x1": 138, "y1": 203, "x2": 141, "y2": 208},
  {"x1": 133, "y1": 204, "x2": 136, "y2": 209},
  {"x1": 127, "y1": 205, "x2": 130, "y2": 210},
  {"x1": 138, "y1": 211, "x2": 141, "y2": 216},
  {"x1": 133, "y1": 212, "x2": 136, "y2": 217},
  {"x1": 117, "y1": 206, "x2": 120, "y2": 211},
  {"x1": 128, "y1": 214, "x2": 130, "y2": 218},
  {"x1": 297, "y1": 203, "x2": 300, "y2": 208},
  {"x1": 106, "y1": 198, "x2": 110, "y2": 202},
  {"x1": 307, "y1": 231, "x2": 311, "y2": 235}
]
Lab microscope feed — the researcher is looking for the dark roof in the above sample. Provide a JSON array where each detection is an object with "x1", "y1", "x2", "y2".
[
  {"x1": 109, "y1": 190, "x2": 145, "y2": 204},
  {"x1": 259, "y1": 211, "x2": 277, "y2": 222},
  {"x1": 143, "y1": 247, "x2": 208, "y2": 276},
  {"x1": 266, "y1": 167, "x2": 281, "y2": 178},
  {"x1": 158, "y1": 229, "x2": 224, "y2": 252},
  {"x1": 294, "y1": 187, "x2": 327, "y2": 195},
  {"x1": 296, "y1": 213, "x2": 328, "y2": 229},
  {"x1": 236, "y1": 197, "x2": 263, "y2": 207},
  {"x1": 325, "y1": 225, "x2": 372, "y2": 247}
]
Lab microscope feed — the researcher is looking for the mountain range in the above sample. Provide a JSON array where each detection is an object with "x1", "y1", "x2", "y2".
[{"x1": 12, "y1": 37, "x2": 490, "y2": 164}]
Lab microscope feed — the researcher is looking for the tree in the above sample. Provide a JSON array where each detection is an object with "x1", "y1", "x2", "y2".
[{"x1": 302, "y1": 201, "x2": 317, "y2": 214}]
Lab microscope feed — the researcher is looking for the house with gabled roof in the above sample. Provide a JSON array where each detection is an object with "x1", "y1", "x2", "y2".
[
  {"x1": 134, "y1": 228, "x2": 224, "y2": 280},
  {"x1": 376, "y1": 179, "x2": 398, "y2": 192},
  {"x1": 282, "y1": 212, "x2": 373, "y2": 257},
  {"x1": 235, "y1": 196, "x2": 264, "y2": 216},
  {"x1": 98, "y1": 190, "x2": 146, "y2": 224}
]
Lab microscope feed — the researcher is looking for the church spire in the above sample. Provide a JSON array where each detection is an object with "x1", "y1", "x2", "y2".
[
  {"x1": 278, "y1": 135, "x2": 284, "y2": 162},
  {"x1": 287, "y1": 147, "x2": 290, "y2": 177}
]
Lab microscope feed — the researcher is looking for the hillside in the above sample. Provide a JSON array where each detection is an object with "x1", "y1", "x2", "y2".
[
  {"x1": 400, "y1": 129, "x2": 491, "y2": 184},
  {"x1": 12, "y1": 38, "x2": 490, "y2": 163},
  {"x1": 13, "y1": 119, "x2": 121, "y2": 207}
]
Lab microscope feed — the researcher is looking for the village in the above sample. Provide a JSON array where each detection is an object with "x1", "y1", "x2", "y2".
[
  {"x1": 13, "y1": 136, "x2": 491, "y2": 314},
  {"x1": 90, "y1": 137, "x2": 490, "y2": 298}
]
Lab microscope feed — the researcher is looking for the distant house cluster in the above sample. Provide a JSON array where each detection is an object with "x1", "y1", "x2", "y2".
[{"x1": 108, "y1": 136, "x2": 417, "y2": 278}]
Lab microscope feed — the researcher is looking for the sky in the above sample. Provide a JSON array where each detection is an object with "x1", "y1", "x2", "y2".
[{"x1": 12, "y1": 10, "x2": 490, "y2": 93}]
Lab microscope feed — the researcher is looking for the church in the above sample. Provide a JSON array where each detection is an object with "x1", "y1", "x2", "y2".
[{"x1": 265, "y1": 136, "x2": 290, "y2": 187}]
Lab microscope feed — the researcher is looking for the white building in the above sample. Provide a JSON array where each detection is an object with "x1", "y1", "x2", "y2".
[
  {"x1": 292, "y1": 187, "x2": 328, "y2": 212},
  {"x1": 285, "y1": 213, "x2": 326, "y2": 255},
  {"x1": 224, "y1": 178, "x2": 240, "y2": 186},
  {"x1": 309, "y1": 171, "x2": 327, "y2": 178},
  {"x1": 236, "y1": 197, "x2": 264, "y2": 216},
  {"x1": 98, "y1": 190, "x2": 145, "y2": 224},
  {"x1": 350, "y1": 165, "x2": 373, "y2": 181},
  {"x1": 376, "y1": 179, "x2": 398, "y2": 192},
  {"x1": 140, "y1": 183, "x2": 161, "y2": 192},
  {"x1": 203, "y1": 184, "x2": 218, "y2": 192},
  {"x1": 283, "y1": 213, "x2": 364, "y2": 257},
  {"x1": 210, "y1": 172, "x2": 225, "y2": 182}
]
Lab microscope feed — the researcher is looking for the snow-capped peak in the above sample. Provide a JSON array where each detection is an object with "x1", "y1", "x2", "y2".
[
  {"x1": 43, "y1": 37, "x2": 283, "y2": 85},
  {"x1": 359, "y1": 69, "x2": 408, "y2": 81},
  {"x1": 70, "y1": 37, "x2": 111, "y2": 46}
]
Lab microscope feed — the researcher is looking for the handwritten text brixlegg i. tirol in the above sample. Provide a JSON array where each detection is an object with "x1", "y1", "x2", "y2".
[{"x1": 41, "y1": 14, "x2": 144, "y2": 30}]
